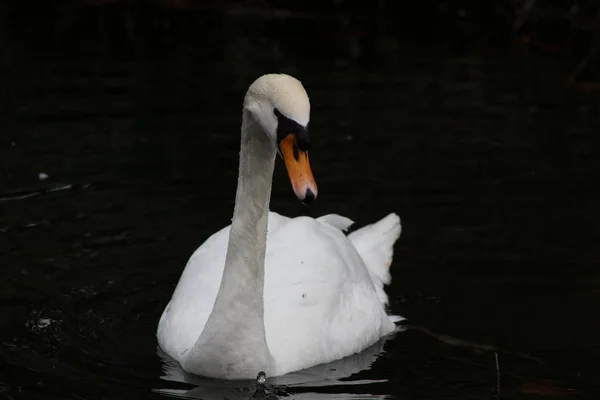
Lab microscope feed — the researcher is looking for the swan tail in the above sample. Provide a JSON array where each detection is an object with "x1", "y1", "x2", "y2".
[{"x1": 348, "y1": 213, "x2": 402, "y2": 305}]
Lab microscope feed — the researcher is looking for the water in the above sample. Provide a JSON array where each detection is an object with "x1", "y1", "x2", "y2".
[{"x1": 1, "y1": 5, "x2": 600, "y2": 400}]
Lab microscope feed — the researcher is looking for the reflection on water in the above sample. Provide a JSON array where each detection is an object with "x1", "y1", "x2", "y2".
[{"x1": 156, "y1": 333, "x2": 399, "y2": 399}]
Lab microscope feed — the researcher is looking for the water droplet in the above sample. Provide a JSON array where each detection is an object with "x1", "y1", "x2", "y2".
[{"x1": 256, "y1": 371, "x2": 267, "y2": 385}]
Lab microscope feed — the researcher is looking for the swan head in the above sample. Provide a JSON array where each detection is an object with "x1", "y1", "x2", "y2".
[{"x1": 244, "y1": 73, "x2": 317, "y2": 204}]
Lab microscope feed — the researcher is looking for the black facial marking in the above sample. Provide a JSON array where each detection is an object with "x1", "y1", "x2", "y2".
[{"x1": 274, "y1": 108, "x2": 310, "y2": 151}]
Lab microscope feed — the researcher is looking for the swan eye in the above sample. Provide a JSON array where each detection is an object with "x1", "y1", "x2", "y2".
[{"x1": 274, "y1": 108, "x2": 310, "y2": 151}]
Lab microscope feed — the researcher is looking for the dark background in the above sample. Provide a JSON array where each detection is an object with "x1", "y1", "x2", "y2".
[{"x1": 1, "y1": 1, "x2": 599, "y2": 399}]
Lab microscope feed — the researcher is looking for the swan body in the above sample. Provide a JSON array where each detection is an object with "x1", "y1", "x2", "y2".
[{"x1": 157, "y1": 74, "x2": 403, "y2": 380}]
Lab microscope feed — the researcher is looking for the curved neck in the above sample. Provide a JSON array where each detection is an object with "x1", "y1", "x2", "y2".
[
  {"x1": 225, "y1": 109, "x2": 275, "y2": 279},
  {"x1": 189, "y1": 109, "x2": 275, "y2": 379}
]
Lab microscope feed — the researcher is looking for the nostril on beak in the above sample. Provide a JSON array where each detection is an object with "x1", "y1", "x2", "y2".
[{"x1": 302, "y1": 188, "x2": 316, "y2": 204}]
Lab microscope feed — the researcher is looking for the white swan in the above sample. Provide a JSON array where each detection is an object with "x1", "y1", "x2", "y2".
[{"x1": 157, "y1": 73, "x2": 403, "y2": 380}]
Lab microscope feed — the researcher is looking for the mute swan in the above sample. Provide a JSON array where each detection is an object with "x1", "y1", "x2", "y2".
[{"x1": 157, "y1": 73, "x2": 403, "y2": 380}]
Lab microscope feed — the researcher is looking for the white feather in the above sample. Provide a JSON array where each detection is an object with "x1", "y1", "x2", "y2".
[
  {"x1": 157, "y1": 211, "x2": 403, "y2": 377},
  {"x1": 156, "y1": 74, "x2": 404, "y2": 380}
]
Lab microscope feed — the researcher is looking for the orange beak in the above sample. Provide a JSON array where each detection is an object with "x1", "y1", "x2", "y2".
[{"x1": 279, "y1": 133, "x2": 318, "y2": 204}]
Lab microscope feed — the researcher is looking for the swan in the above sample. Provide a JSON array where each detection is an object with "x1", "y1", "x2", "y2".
[{"x1": 157, "y1": 73, "x2": 404, "y2": 380}]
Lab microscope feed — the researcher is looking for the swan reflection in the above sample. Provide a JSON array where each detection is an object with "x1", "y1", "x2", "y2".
[{"x1": 155, "y1": 329, "x2": 403, "y2": 399}]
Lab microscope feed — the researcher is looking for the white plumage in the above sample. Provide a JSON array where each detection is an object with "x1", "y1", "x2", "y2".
[{"x1": 156, "y1": 74, "x2": 403, "y2": 380}]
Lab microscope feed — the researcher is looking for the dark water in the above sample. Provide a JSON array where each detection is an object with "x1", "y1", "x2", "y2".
[{"x1": 1, "y1": 5, "x2": 600, "y2": 400}]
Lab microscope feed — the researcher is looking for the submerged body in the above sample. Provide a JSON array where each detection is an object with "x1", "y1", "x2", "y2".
[{"x1": 156, "y1": 74, "x2": 403, "y2": 379}]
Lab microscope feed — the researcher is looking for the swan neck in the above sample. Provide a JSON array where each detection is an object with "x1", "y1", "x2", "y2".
[
  {"x1": 227, "y1": 109, "x2": 275, "y2": 271},
  {"x1": 189, "y1": 109, "x2": 275, "y2": 378}
]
